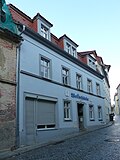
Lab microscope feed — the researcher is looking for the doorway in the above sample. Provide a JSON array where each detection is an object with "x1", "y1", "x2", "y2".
[{"x1": 77, "y1": 103, "x2": 84, "y2": 129}]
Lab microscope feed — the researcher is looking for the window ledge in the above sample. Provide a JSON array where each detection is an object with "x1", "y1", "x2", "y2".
[
  {"x1": 64, "y1": 119, "x2": 72, "y2": 122},
  {"x1": 37, "y1": 128, "x2": 57, "y2": 131},
  {"x1": 90, "y1": 119, "x2": 95, "y2": 121}
]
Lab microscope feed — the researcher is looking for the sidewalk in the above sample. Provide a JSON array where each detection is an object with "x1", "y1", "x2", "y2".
[{"x1": 0, "y1": 121, "x2": 113, "y2": 160}]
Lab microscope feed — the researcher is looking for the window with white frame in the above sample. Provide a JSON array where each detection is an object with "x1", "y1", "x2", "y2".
[
  {"x1": 66, "y1": 42, "x2": 71, "y2": 54},
  {"x1": 62, "y1": 67, "x2": 70, "y2": 85},
  {"x1": 40, "y1": 56, "x2": 50, "y2": 79},
  {"x1": 98, "y1": 106, "x2": 102, "y2": 120},
  {"x1": 72, "y1": 47, "x2": 76, "y2": 57},
  {"x1": 88, "y1": 58, "x2": 96, "y2": 70},
  {"x1": 89, "y1": 105, "x2": 94, "y2": 120},
  {"x1": 41, "y1": 24, "x2": 49, "y2": 39},
  {"x1": 64, "y1": 101, "x2": 71, "y2": 120},
  {"x1": 96, "y1": 83, "x2": 101, "y2": 95},
  {"x1": 87, "y1": 79, "x2": 92, "y2": 93},
  {"x1": 76, "y1": 74, "x2": 82, "y2": 90}
]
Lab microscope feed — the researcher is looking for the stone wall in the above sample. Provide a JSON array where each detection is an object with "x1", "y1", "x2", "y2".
[{"x1": 0, "y1": 37, "x2": 17, "y2": 150}]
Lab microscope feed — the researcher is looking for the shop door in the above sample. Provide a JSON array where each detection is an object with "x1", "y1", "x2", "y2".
[{"x1": 77, "y1": 103, "x2": 84, "y2": 129}]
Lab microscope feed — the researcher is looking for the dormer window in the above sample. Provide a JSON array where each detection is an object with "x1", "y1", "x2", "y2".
[
  {"x1": 36, "y1": 13, "x2": 53, "y2": 41},
  {"x1": 41, "y1": 24, "x2": 48, "y2": 39},
  {"x1": 61, "y1": 35, "x2": 78, "y2": 58},
  {"x1": 66, "y1": 43, "x2": 71, "y2": 53},
  {"x1": 72, "y1": 47, "x2": 76, "y2": 57},
  {"x1": 88, "y1": 56, "x2": 96, "y2": 70},
  {"x1": 65, "y1": 42, "x2": 77, "y2": 58}
]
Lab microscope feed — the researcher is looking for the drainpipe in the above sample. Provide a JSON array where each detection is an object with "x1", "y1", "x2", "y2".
[
  {"x1": 15, "y1": 24, "x2": 25, "y2": 148},
  {"x1": 15, "y1": 42, "x2": 21, "y2": 148}
]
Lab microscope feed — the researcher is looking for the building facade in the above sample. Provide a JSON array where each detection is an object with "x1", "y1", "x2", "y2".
[
  {"x1": 0, "y1": 1, "x2": 21, "y2": 150},
  {"x1": 0, "y1": 29, "x2": 21, "y2": 150},
  {"x1": 78, "y1": 51, "x2": 111, "y2": 122},
  {"x1": 114, "y1": 85, "x2": 120, "y2": 115},
  {"x1": 8, "y1": 4, "x2": 111, "y2": 147}
]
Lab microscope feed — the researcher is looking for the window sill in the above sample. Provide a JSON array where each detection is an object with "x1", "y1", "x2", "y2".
[
  {"x1": 90, "y1": 119, "x2": 95, "y2": 121},
  {"x1": 88, "y1": 92, "x2": 94, "y2": 95},
  {"x1": 41, "y1": 77, "x2": 52, "y2": 81},
  {"x1": 37, "y1": 128, "x2": 57, "y2": 131},
  {"x1": 64, "y1": 119, "x2": 72, "y2": 122}
]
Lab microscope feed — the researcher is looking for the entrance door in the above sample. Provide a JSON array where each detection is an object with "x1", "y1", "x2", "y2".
[
  {"x1": 77, "y1": 103, "x2": 84, "y2": 129},
  {"x1": 25, "y1": 97, "x2": 36, "y2": 145}
]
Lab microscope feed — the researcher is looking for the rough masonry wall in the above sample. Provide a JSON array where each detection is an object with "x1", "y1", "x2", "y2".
[{"x1": 0, "y1": 37, "x2": 17, "y2": 150}]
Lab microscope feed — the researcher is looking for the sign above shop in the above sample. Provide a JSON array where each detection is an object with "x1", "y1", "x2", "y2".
[{"x1": 71, "y1": 93, "x2": 89, "y2": 101}]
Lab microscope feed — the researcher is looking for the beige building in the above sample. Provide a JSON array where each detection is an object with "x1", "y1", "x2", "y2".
[{"x1": 0, "y1": 28, "x2": 21, "y2": 150}]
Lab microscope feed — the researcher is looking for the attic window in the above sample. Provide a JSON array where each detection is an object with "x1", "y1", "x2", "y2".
[
  {"x1": 66, "y1": 43, "x2": 71, "y2": 53},
  {"x1": 41, "y1": 24, "x2": 49, "y2": 39},
  {"x1": 88, "y1": 58, "x2": 96, "y2": 70},
  {"x1": 72, "y1": 47, "x2": 76, "y2": 57}
]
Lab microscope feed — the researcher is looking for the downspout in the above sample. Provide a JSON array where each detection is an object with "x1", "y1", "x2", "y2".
[
  {"x1": 16, "y1": 42, "x2": 22, "y2": 148},
  {"x1": 15, "y1": 25, "x2": 25, "y2": 148}
]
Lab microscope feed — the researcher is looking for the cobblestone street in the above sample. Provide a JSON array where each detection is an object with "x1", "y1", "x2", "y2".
[{"x1": 2, "y1": 116, "x2": 120, "y2": 160}]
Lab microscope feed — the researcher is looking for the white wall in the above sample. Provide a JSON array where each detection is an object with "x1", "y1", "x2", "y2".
[{"x1": 19, "y1": 34, "x2": 105, "y2": 145}]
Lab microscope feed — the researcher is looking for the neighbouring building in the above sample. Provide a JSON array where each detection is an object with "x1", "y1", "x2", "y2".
[
  {"x1": 114, "y1": 85, "x2": 120, "y2": 115},
  {"x1": 0, "y1": 0, "x2": 21, "y2": 150},
  {"x1": 8, "y1": 4, "x2": 111, "y2": 147},
  {"x1": 78, "y1": 50, "x2": 111, "y2": 122}
]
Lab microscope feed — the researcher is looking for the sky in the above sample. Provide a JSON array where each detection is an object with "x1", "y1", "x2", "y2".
[{"x1": 6, "y1": 0, "x2": 120, "y2": 104}]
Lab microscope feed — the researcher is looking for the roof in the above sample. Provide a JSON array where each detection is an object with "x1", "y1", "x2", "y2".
[
  {"x1": 0, "y1": 27, "x2": 22, "y2": 43},
  {"x1": 78, "y1": 50, "x2": 97, "y2": 56},
  {"x1": 59, "y1": 34, "x2": 79, "y2": 47},
  {"x1": 8, "y1": 4, "x2": 53, "y2": 28},
  {"x1": 33, "y1": 13, "x2": 53, "y2": 27},
  {"x1": 8, "y1": 4, "x2": 32, "y2": 21}
]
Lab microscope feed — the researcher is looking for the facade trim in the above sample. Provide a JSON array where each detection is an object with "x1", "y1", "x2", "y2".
[{"x1": 0, "y1": 78, "x2": 16, "y2": 85}]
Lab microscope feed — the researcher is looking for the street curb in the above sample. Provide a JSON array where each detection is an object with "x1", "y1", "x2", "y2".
[{"x1": 0, "y1": 121, "x2": 114, "y2": 160}]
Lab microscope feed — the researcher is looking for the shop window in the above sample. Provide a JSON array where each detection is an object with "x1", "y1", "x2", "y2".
[
  {"x1": 64, "y1": 101, "x2": 71, "y2": 121},
  {"x1": 98, "y1": 106, "x2": 102, "y2": 120},
  {"x1": 89, "y1": 105, "x2": 94, "y2": 121},
  {"x1": 37, "y1": 100, "x2": 56, "y2": 130}
]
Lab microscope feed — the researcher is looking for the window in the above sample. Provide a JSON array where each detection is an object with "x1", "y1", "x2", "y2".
[
  {"x1": 88, "y1": 58, "x2": 96, "y2": 70},
  {"x1": 98, "y1": 106, "x2": 102, "y2": 120},
  {"x1": 96, "y1": 83, "x2": 101, "y2": 95},
  {"x1": 89, "y1": 59, "x2": 92, "y2": 67},
  {"x1": 76, "y1": 74, "x2": 82, "y2": 90},
  {"x1": 62, "y1": 67, "x2": 69, "y2": 85},
  {"x1": 40, "y1": 57, "x2": 50, "y2": 79},
  {"x1": 87, "y1": 79, "x2": 92, "y2": 93},
  {"x1": 72, "y1": 47, "x2": 76, "y2": 57},
  {"x1": 66, "y1": 43, "x2": 71, "y2": 54},
  {"x1": 64, "y1": 101, "x2": 71, "y2": 120},
  {"x1": 37, "y1": 100, "x2": 56, "y2": 129},
  {"x1": 89, "y1": 105, "x2": 94, "y2": 120},
  {"x1": 41, "y1": 24, "x2": 48, "y2": 39}
]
